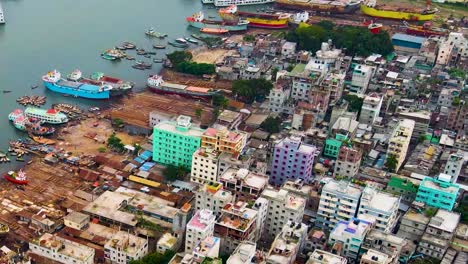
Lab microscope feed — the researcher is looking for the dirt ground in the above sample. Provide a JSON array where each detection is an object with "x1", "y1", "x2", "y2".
[
  {"x1": 191, "y1": 47, "x2": 239, "y2": 64},
  {"x1": 160, "y1": 69, "x2": 233, "y2": 91},
  {"x1": 58, "y1": 118, "x2": 145, "y2": 155}
]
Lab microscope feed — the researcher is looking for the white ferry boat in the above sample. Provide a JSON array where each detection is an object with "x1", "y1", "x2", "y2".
[
  {"x1": 202, "y1": 0, "x2": 274, "y2": 7},
  {"x1": 0, "y1": 3, "x2": 5, "y2": 24},
  {"x1": 24, "y1": 107, "x2": 69, "y2": 124}
]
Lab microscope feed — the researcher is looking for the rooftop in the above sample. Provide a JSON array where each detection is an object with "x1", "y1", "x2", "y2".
[
  {"x1": 158, "y1": 232, "x2": 178, "y2": 249},
  {"x1": 307, "y1": 249, "x2": 347, "y2": 264},
  {"x1": 267, "y1": 222, "x2": 307, "y2": 264},
  {"x1": 155, "y1": 118, "x2": 205, "y2": 138},
  {"x1": 403, "y1": 209, "x2": 430, "y2": 225},
  {"x1": 105, "y1": 231, "x2": 147, "y2": 254},
  {"x1": 429, "y1": 209, "x2": 460, "y2": 233},
  {"x1": 32, "y1": 233, "x2": 94, "y2": 261},
  {"x1": 392, "y1": 33, "x2": 427, "y2": 44},
  {"x1": 193, "y1": 236, "x2": 220, "y2": 258},
  {"x1": 188, "y1": 209, "x2": 216, "y2": 231},
  {"x1": 82, "y1": 190, "x2": 138, "y2": 226},
  {"x1": 64, "y1": 211, "x2": 89, "y2": 225},
  {"x1": 220, "y1": 168, "x2": 268, "y2": 190},
  {"x1": 420, "y1": 177, "x2": 460, "y2": 195},
  {"x1": 218, "y1": 201, "x2": 257, "y2": 231},
  {"x1": 361, "y1": 249, "x2": 389, "y2": 264},
  {"x1": 331, "y1": 218, "x2": 373, "y2": 239},
  {"x1": 322, "y1": 180, "x2": 362, "y2": 198},
  {"x1": 261, "y1": 188, "x2": 306, "y2": 211},
  {"x1": 360, "y1": 187, "x2": 400, "y2": 213},
  {"x1": 217, "y1": 110, "x2": 241, "y2": 123},
  {"x1": 227, "y1": 242, "x2": 257, "y2": 264}
]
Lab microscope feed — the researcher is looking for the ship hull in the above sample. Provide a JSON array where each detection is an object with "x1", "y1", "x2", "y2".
[
  {"x1": 148, "y1": 85, "x2": 215, "y2": 100},
  {"x1": 405, "y1": 28, "x2": 446, "y2": 37},
  {"x1": 360, "y1": 6, "x2": 435, "y2": 21},
  {"x1": 204, "y1": 0, "x2": 275, "y2": 7},
  {"x1": 242, "y1": 18, "x2": 288, "y2": 28},
  {"x1": 275, "y1": 1, "x2": 360, "y2": 14},
  {"x1": 4, "y1": 175, "x2": 28, "y2": 185},
  {"x1": 187, "y1": 20, "x2": 248, "y2": 31},
  {"x1": 44, "y1": 82, "x2": 110, "y2": 99}
]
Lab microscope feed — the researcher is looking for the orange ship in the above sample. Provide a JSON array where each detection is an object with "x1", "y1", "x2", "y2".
[{"x1": 200, "y1": 28, "x2": 229, "y2": 34}]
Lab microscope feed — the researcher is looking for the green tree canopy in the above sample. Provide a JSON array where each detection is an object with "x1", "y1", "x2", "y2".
[
  {"x1": 212, "y1": 94, "x2": 229, "y2": 108},
  {"x1": 386, "y1": 154, "x2": 398, "y2": 173},
  {"x1": 107, "y1": 133, "x2": 125, "y2": 152},
  {"x1": 232, "y1": 78, "x2": 273, "y2": 103},
  {"x1": 129, "y1": 250, "x2": 175, "y2": 264},
  {"x1": 167, "y1": 51, "x2": 192, "y2": 65},
  {"x1": 163, "y1": 164, "x2": 187, "y2": 182},
  {"x1": 166, "y1": 51, "x2": 215, "y2": 76},
  {"x1": 343, "y1": 94, "x2": 364, "y2": 113},
  {"x1": 260, "y1": 116, "x2": 282, "y2": 134}
]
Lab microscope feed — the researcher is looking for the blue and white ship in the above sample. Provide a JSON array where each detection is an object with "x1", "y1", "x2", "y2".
[{"x1": 42, "y1": 70, "x2": 113, "y2": 99}]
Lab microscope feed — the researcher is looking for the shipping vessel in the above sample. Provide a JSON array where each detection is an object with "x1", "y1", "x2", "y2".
[
  {"x1": 66, "y1": 70, "x2": 133, "y2": 95},
  {"x1": 4, "y1": 170, "x2": 28, "y2": 185},
  {"x1": 8, "y1": 109, "x2": 56, "y2": 135},
  {"x1": 186, "y1": 11, "x2": 249, "y2": 31},
  {"x1": 0, "y1": 2, "x2": 5, "y2": 24},
  {"x1": 360, "y1": 0, "x2": 437, "y2": 21},
  {"x1": 219, "y1": 5, "x2": 289, "y2": 28},
  {"x1": 404, "y1": 21, "x2": 447, "y2": 37},
  {"x1": 275, "y1": 0, "x2": 361, "y2": 14},
  {"x1": 43, "y1": 70, "x2": 113, "y2": 99},
  {"x1": 24, "y1": 107, "x2": 69, "y2": 125},
  {"x1": 148, "y1": 75, "x2": 220, "y2": 99},
  {"x1": 202, "y1": 0, "x2": 274, "y2": 6}
]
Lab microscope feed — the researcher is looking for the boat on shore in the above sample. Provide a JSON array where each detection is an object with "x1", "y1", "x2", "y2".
[
  {"x1": 8, "y1": 109, "x2": 56, "y2": 135},
  {"x1": 43, "y1": 70, "x2": 113, "y2": 99},
  {"x1": 200, "y1": 28, "x2": 229, "y2": 34},
  {"x1": 404, "y1": 21, "x2": 447, "y2": 37},
  {"x1": 4, "y1": 170, "x2": 28, "y2": 185},
  {"x1": 186, "y1": 11, "x2": 249, "y2": 32},
  {"x1": 275, "y1": 0, "x2": 361, "y2": 14},
  {"x1": 219, "y1": 5, "x2": 289, "y2": 29},
  {"x1": 202, "y1": 0, "x2": 274, "y2": 6},
  {"x1": 31, "y1": 136, "x2": 56, "y2": 145},
  {"x1": 368, "y1": 22, "x2": 383, "y2": 34},
  {"x1": 360, "y1": 0, "x2": 437, "y2": 21},
  {"x1": 67, "y1": 70, "x2": 133, "y2": 96},
  {"x1": 169, "y1": 41, "x2": 189, "y2": 48},
  {"x1": 147, "y1": 75, "x2": 220, "y2": 100},
  {"x1": 24, "y1": 107, "x2": 69, "y2": 124}
]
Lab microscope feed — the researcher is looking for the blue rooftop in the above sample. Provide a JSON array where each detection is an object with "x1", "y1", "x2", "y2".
[{"x1": 392, "y1": 33, "x2": 427, "y2": 44}]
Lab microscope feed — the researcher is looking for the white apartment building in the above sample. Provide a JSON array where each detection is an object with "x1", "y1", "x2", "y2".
[
  {"x1": 195, "y1": 182, "x2": 234, "y2": 218},
  {"x1": 149, "y1": 111, "x2": 174, "y2": 127},
  {"x1": 306, "y1": 40, "x2": 342, "y2": 73},
  {"x1": 267, "y1": 83, "x2": 291, "y2": 113},
  {"x1": 438, "y1": 88, "x2": 460, "y2": 108},
  {"x1": 387, "y1": 119, "x2": 415, "y2": 172},
  {"x1": 358, "y1": 187, "x2": 400, "y2": 233},
  {"x1": 261, "y1": 186, "x2": 306, "y2": 240},
  {"x1": 63, "y1": 211, "x2": 90, "y2": 231},
  {"x1": 185, "y1": 209, "x2": 216, "y2": 253},
  {"x1": 360, "y1": 249, "x2": 391, "y2": 264},
  {"x1": 227, "y1": 241, "x2": 257, "y2": 264},
  {"x1": 252, "y1": 197, "x2": 269, "y2": 241},
  {"x1": 444, "y1": 151, "x2": 465, "y2": 183},
  {"x1": 191, "y1": 148, "x2": 221, "y2": 184},
  {"x1": 29, "y1": 233, "x2": 95, "y2": 264},
  {"x1": 316, "y1": 180, "x2": 362, "y2": 230},
  {"x1": 266, "y1": 221, "x2": 308, "y2": 264},
  {"x1": 307, "y1": 249, "x2": 347, "y2": 264},
  {"x1": 192, "y1": 236, "x2": 221, "y2": 260},
  {"x1": 328, "y1": 217, "x2": 374, "y2": 260},
  {"x1": 359, "y1": 93, "x2": 383, "y2": 126},
  {"x1": 104, "y1": 231, "x2": 148, "y2": 264},
  {"x1": 350, "y1": 65, "x2": 373, "y2": 95}
]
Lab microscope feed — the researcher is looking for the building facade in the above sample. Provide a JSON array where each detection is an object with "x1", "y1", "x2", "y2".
[
  {"x1": 104, "y1": 231, "x2": 148, "y2": 264},
  {"x1": 220, "y1": 168, "x2": 268, "y2": 201},
  {"x1": 415, "y1": 176, "x2": 460, "y2": 210},
  {"x1": 387, "y1": 119, "x2": 415, "y2": 172},
  {"x1": 334, "y1": 146, "x2": 362, "y2": 179},
  {"x1": 359, "y1": 93, "x2": 383, "y2": 126},
  {"x1": 358, "y1": 187, "x2": 400, "y2": 233},
  {"x1": 266, "y1": 221, "x2": 308, "y2": 264},
  {"x1": 191, "y1": 148, "x2": 221, "y2": 184},
  {"x1": 328, "y1": 217, "x2": 374, "y2": 260},
  {"x1": 195, "y1": 183, "x2": 234, "y2": 218},
  {"x1": 185, "y1": 210, "x2": 216, "y2": 253},
  {"x1": 201, "y1": 127, "x2": 247, "y2": 157},
  {"x1": 350, "y1": 65, "x2": 373, "y2": 95}
]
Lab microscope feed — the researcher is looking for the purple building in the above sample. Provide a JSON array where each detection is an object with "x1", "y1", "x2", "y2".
[{"x1": 270, "y1": 136, "x2": 317, "y2": 185}]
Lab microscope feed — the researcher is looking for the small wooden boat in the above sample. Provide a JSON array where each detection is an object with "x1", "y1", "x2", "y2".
[
  {"x1": 200, "y1": 28, "x2": 228, "y2": 34},
  {"x1": 147, "y1": 51, "x2": 156, "y2": 55},
  {"x1": 31, "y1": 85, "x2": 38, "y2": 89},
  {"x1": 3, "y1": 90, "x2": 11, "y2": 93},
  {"x1": 175, "y1": 38, "x2": 188, "y2": 44},
  {"x1": 31, "y1": 136, "x2": 55, "y2": 145},
  {"x1": 4, "y1": 170, "x2": 28, "y2": 185},
  {"x1": 153, "y1": 44, "x2": 166, "y2": 49},
  {"x1": 184, "y1": 37, "x2": 199, "y2": 44},
  {"x1": 16, "y1": 157, "x2": 24, "y2": 162},
  {"x1": 153, "y1": 58, "x2": 164, "y2": 63},
  {"x1": 123, "y1": 42, "x2": 136, "y2": 49},
  {"x1": 144, "y1": 54, "x2": 151, "y2": 58},
  {"x1": 191, "y1": 34, "x2": 203, "y2": 40},
  {"x1": 168, "y1": 41, "x2": 188, "y2": 48},
  {"x1": 126, "y1": 55, "x2": 135, "y2": 60}
]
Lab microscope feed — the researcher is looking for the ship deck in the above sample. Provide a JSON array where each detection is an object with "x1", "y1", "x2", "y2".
[{"x1": 58, "y1": 79, "x2": 101, "y2": 92}]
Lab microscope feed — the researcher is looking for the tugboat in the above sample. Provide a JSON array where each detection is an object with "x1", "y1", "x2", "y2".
[
  {"x1": 145, "y1": 28, "x2": 167, "y2": 38},
  {"x1": 4, "y1": 170, "x2": 28, "y2": 185},
  {"x1": 368, "y1": 22, "x2": 383, "y2": 34}
]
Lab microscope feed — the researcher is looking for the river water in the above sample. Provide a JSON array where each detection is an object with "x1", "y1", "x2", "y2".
[{"x1": 0, "y1": 0, "x2": 270, "y2": 170}]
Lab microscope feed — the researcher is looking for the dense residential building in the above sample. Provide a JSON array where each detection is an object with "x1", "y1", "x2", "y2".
[
  {"x1": 307, "y1": 249, "x2": 347, "y2": 264},
  {"x1": 316, "y1": 180, "x2": 362, "y2": 230},
  {"x1": 387, "y1": 119, "x2": 415, "y2": 172},
  {"x1": 359, "y1": 93, "x2": 383, "y2": 126},
  {"x1": 252, "y1": 197, "x2": 269, "y2": 241},
  {"x1": 417, "y1": 210, "x2": 461, "y2": 260},
  {"x1": 415, "y1": 176, "x2": 460, "y2": 210},
  {"x1": 192, "y1": 236, "x2": 221, "y2": 261},
  {"x1": 360, "y1": 250, "x2": 392, "y2": 264},
  {"x1": 195, "y1": 183, "x2": 234, "y2": 218},
  {"x1": 289, "y1": 64, "x2": 321, "y2": 102},
  {"x1": 398, "y1": 111, "x2": 431, "y2": 140},
  {"x1": 362, "y1": 230, "x2": 411, "y2": 264},
  {"x1": 157, "y1": 233, "x2": 179, "y2": 254},
  {"x1": 220, "y1": 168, "x2": 268, "y2": 200},
  {"x1": 201, "y1": 127, "x2": 247, "y2": 157},
  {"x1": 324, "y1": 117, "x2": 359, "y2": 158},
  {"x1": 261, "y1": 186, "x2": 306, "y2": 240},
  {"x1": 270, "y1": 136, "x2": 317, "y2": 185},
  {"x1": 227, "y1": 241, "x2": 258, "y2": 264},
  {"x1": 29, "y1": 233, "x2": 95, "y2": 264},
  {"x1": 215, "y1": 201, "x2": 258, "y2": 255},
  {"x1": 334, "y1": 145, "x2": 362, "y2": 179},
  {"x1": 397, "y1": 208, "x2": 430, "y2": 243},
  {"x1": 185, "y1": 209, "x2": 216, "y2": 253},
  {"x1": 358, "y1": 187, "x2": 400, "y2": 233},
  {"x1": 153, "y1": 115, "x2": 205, "y2": 168},
  {"x1": 350, "y1": 65, "x2": 373, "y2": 94},
  {"x1": 328, "y1": 217, "x2": 374, "y2": 260},
  {"x1": 267, "y1": 78, "x2": 291, "y2": 114},
  {"x1": 385, "y1": 175, "x2": 419, "y2": 203},
  {"x1": 104, "y1": 231, "x2": 148, "y2": 264},
  {"x1": 303, "y1": 229, "x2": 328, "y2": 256},
  {"x1": 191, "y1": 148, "x2": 221, "y2": 184},
  {"x1": 217, "y1": 151, "x2": 252, "y2": 177},
  {"x1": 266, "y1": 221, "x2": 308, "y2": 264},
  {"x1": 443, "y1": 151, "x2": 465, "y2": 183},
  {"x1": 446, "y1": 103, "x2": 467, "y2": 133}
]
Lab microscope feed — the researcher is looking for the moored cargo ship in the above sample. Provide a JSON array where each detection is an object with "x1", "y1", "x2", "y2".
[
  {"x1": 67, "y1": 70, "x2": 133, "y2": 96},
  {"x1": 404, "y1": 21, "x2": 447, "y2": 37},
  {"x1": 360, "y1": 0, "x2": 436, "y2": 21},
  {"x1": 219, "y1": 5, "x2": 290, "y2": 29},
  {"x1": 147, "y1": 75, "x2": 220, "y2": 100},
  {"x1": 186, "y1": 11, "x2": 249, "y2": 31},
  {"x1": 202, "y1": 0, "x2": 275, "y2": 6},
  {"x1": 275, "y1": 0, "x2": 361, "y2": 14}
]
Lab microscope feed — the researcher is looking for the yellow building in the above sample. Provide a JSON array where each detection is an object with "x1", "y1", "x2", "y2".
[
  {"x1": 387, "y1": 119, "x2": 415, "y2": 172},
  {"x1": 201, "y1": 127, "x2": 247, "y2": 156}
]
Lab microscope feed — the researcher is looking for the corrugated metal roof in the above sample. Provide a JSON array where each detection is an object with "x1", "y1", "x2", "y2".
[{"x1": 392, "y1": 33, "x2": 427, "y2": 44}]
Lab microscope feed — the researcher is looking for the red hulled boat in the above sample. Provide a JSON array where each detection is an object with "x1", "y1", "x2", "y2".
[{"x1": 4, "y1": 170, "x2": 28, "y2": 185}]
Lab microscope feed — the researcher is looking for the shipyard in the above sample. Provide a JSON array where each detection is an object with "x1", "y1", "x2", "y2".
[{"x1": 0, "y1": 0, "x2": 468, "y2": 264}]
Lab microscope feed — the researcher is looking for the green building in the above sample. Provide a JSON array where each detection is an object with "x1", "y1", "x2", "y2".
[
  {"x1": 324, "y1": 134, "x2": 348, "y2": 158},
  {"x1": 386, "y1": 175, "x2": 419, "y2": 202},
  {"x1": 153, "y1": 115, "x2": 205, "y2": 169},
  {"x1": 415, "y1": 176, "x2": 460, "y2": 211}
]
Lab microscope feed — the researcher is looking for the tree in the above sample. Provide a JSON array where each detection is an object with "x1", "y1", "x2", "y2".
[
  {"x1": 286, "y1": 24, "x2": 327, "y2": 52},
  {"x1": 163, "y1": 164, "x2": 187, "y2": 182},
  {"x1": 113, "y1": 118, "x2": 124, "y2": 128},
  {"x1": 271, "y1": 67, "x2": 279, "y2": 81},
  {"x1": 107, "y1": 133, "x2": 125, "y2": 152},
  {"x1": 133, "y1": 143, "x2": 142, "y2": 156},
  {"x1": 232, "y1": 79, "x2": 273, "y2": 103},
  {"x1": 166, "y1": 51, "x2": 192, "y2": 65},
  {"x1": 129, "y1": 250, "x2": 175, "y2": 264},
  {"x1": 243, "y1": 34, "x2": 256, "y2": 42},
  {"x1": 386, "y1": 154, "x2": 398, "y2": 172},
  {"x1": 260, "y1": 116, "x2": 282, "y2": 134},
  {"x1": 97, "y1": 147, "x2": 107, "y2": 153},
  {"x1": 195, "y1": 108, "x2": 202, "y2": 119},
  {"x1": 343, "y1": 94, "x2": 364, "y2": 113},
  {"x1": 212, "y1": 94, "x2": 229, "y2": 108}
]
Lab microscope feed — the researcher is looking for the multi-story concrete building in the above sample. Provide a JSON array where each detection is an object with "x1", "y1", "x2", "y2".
[
  {"x1": 215, "y1": 201, "x2": 258, "y2": 255},
  {"x1": 227, "y1": 241, "x2": 257, "y2": 264},
  {"x1": 303, "y1": 229, "x2": 328, "y2": 257},
  {"x1": 157, "y1": 233, "x2": 179, "y2": 254},
  {"x1": 252, "y1": 197, "x2": 269, "y2": 241},
  {"x1": 397, "y1": 208, "x2": 430, "y2": 242},
  {"x1": 153, "y1": 115, "x2": 205, "y2": 168},
  {"x1": 201, "y1": 127, "x2": 247, "y2": 157},
  {"x1": 417, "y1": 210, "x2": 461, "y2": 260},
  {"x1": 350, "y1": 65, "x2": 373, "y2": 95},
  {"x1": 362, "y1": 230, "x2": 410, "y2": 264},
  {"x1": 385, "y1": 175, "x2": 419, "y2": 203},
  {"x1": 334, "y1": 145, "x2": 362, "y2": 179},
  {"x1": 398, "y1": 111, "x2": 431, "y2": 141},
  {"x1": 104, "y1": 231, "x2": 148, "y2": 264},
  {"x1": 415, "y1": 176, "x2": 460, "y2": 210},
  {"x1": 29, "y1": 233, "x2": 95, "y2": 264},
  {"x1": 220, "y1": 168, "x2": 268, "y2": 201},
  {"x1": 261, "y1": 186, "x2": 306, "y2": 240},
  {"x1": 359, "y1": 93, "x2": 383, "y2": 126},
  {"x1": 360, "y1": 250, "x2": 392, "y2": 264},
  {"x1": 316, "y1": 180, "x2": 362, "y2": 230},
  {"x1": 268, "y1": 80, "x2": 291, "y2": 114},
  {"x1": 358, "y1": 187, "x2": 400, "y2": 233},
  {"x1": 270, "y1": 136, "x2": 317, "y2": 185},
  {"x1": 320, "y1": 71, "x2": 345, "y2": 104},
  {"x1": 64, "y1": 211, "x2": 90, "y2": 231},
  {"x1": 447, "y1": 103, "x2": 467, "y2": 133},
  {"x1": 328, "y1": 217, "x2": 374, "y2": 260},
  {"x1": 185, "y1": 210, "x2": 216, "y2": 253},
  {"x1": 438, "y1": 88, "x2": 460, "y2": 108},
  {"x1": 289, "y1": 64, "x2": 322, "y2": 102},
  {"x1": 444, "y1": 151, "x2": 465, "y2": 183},
  {"x1": 266, "y1": 221, "x2": 308, "y2": 264},
  {"x1": 149, "y1": 110, "x2": 174, "y2": 127},
  {"x1": 217, "y1": 152, "x2": 252, "y2": 177},
  {"x1": 191, "y1": 148, "x2": 221, "y2": 185},
  {"x1": 192, "y1": 236, "x2": 221, "y2": 261},
  {"x1": 307, "y1": 249, "x2": 347, "y2": 264},
  {"x1": 195, "y1": 182, "x2": 234, "y2": 218},
  {"x1": 387, "y1": 119, "x2": 415, "y2": 172}
]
